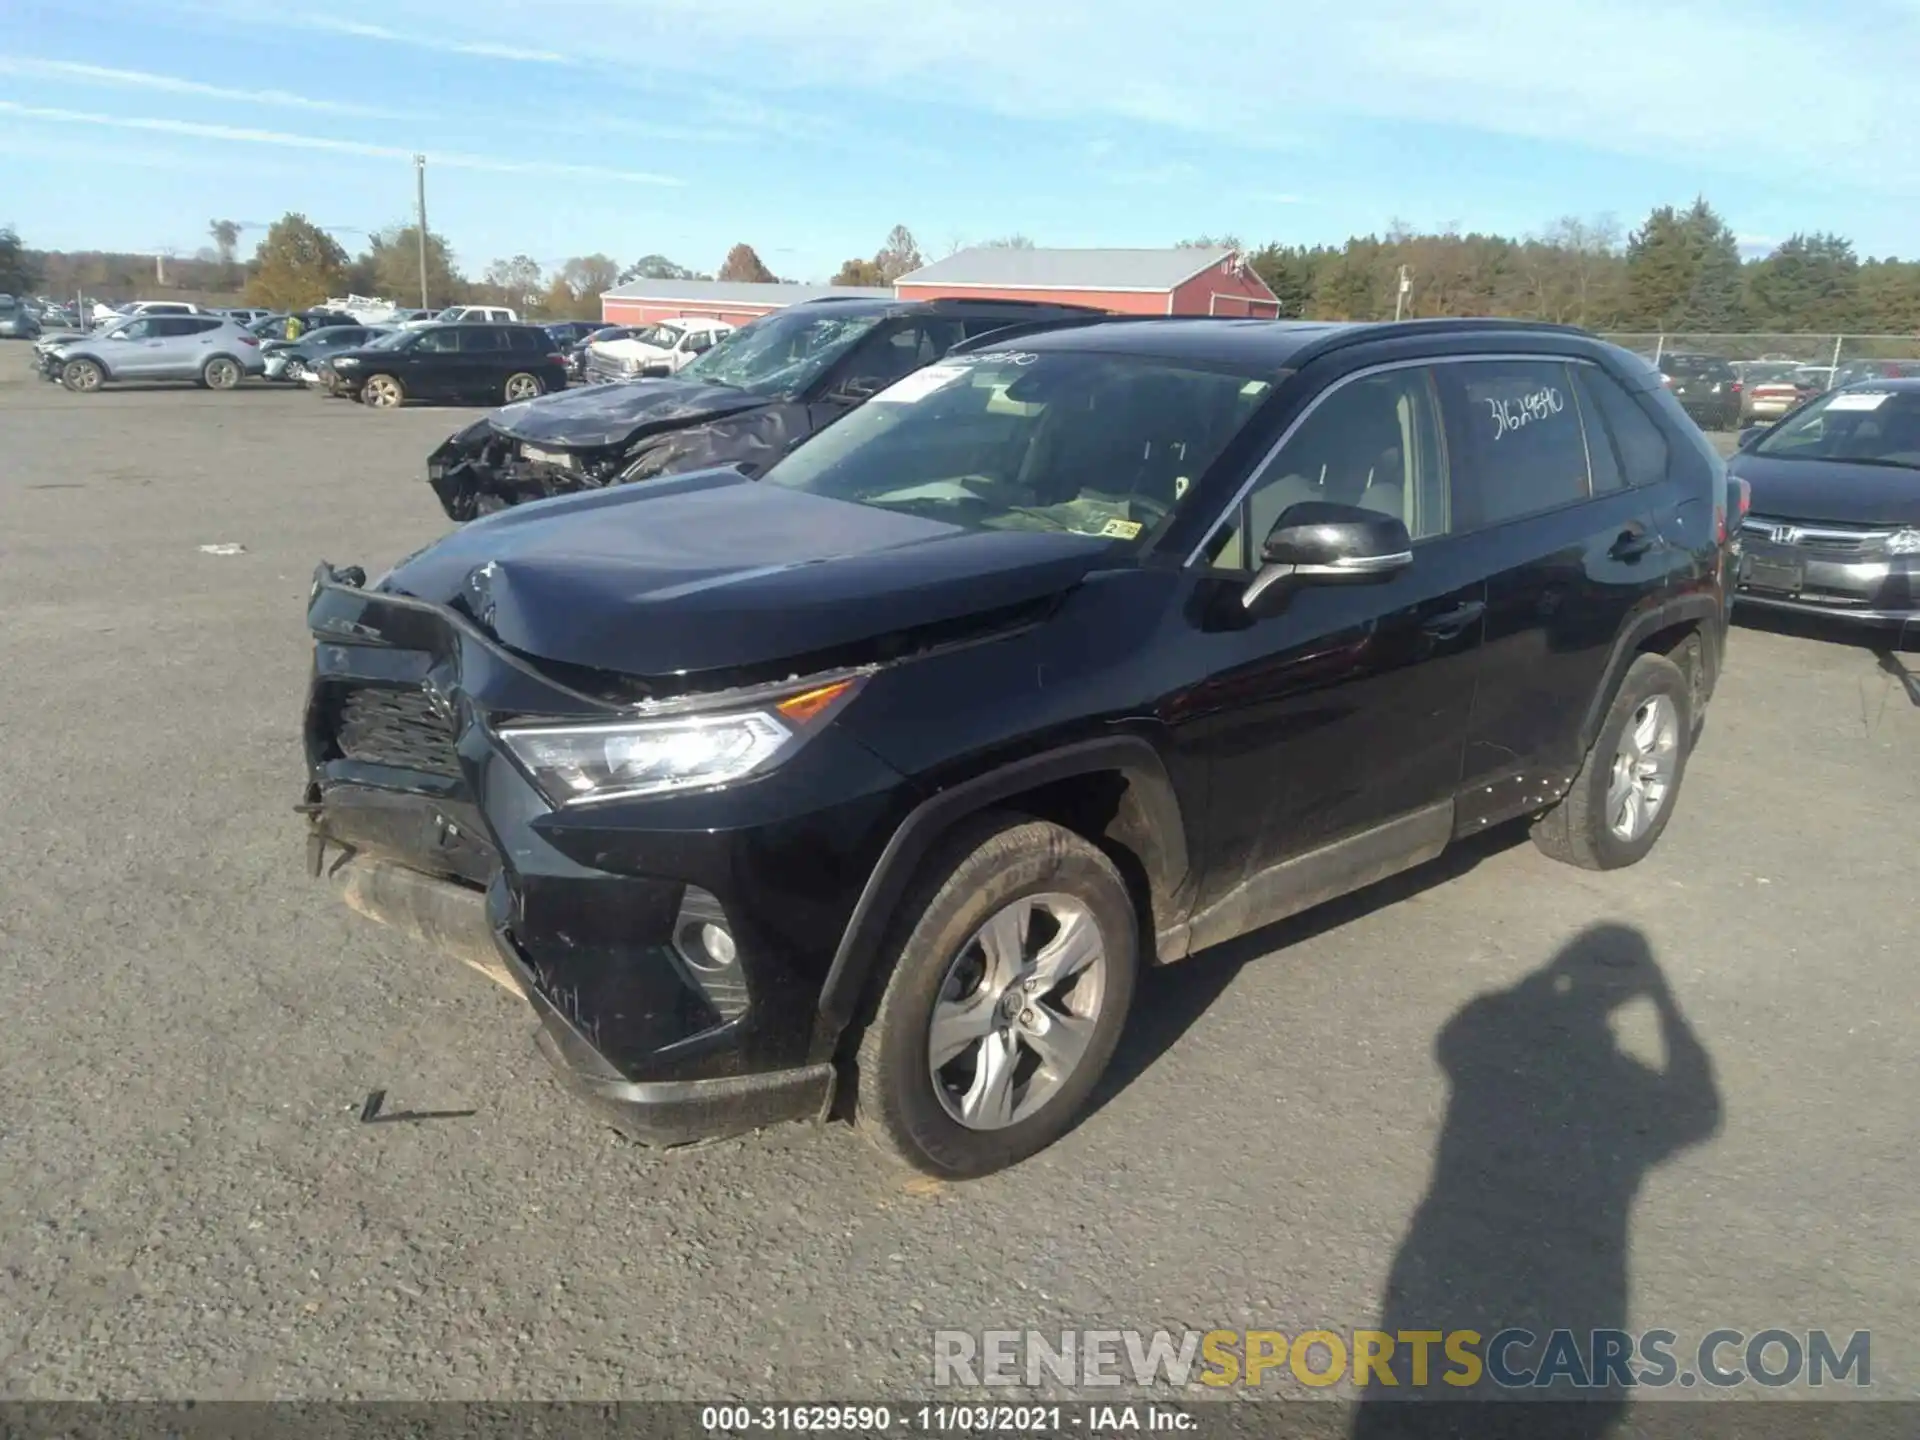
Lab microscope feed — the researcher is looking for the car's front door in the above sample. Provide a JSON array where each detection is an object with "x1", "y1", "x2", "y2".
[
  {"x1": 1172, "y1": 361, "x2": 1487, "y2": 945},
  {"x1": 404, "y1": 328, "x2": 460, "y2": 398},
  {"x1": 104, "y1": 317, "x2": 163, "y2": 377},
  {"x1": 1437, "y1": 357, "x2": 1666, "y2": 831}
]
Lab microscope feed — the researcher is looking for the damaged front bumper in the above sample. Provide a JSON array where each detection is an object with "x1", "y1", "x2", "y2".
[
  {"x1": 426, "y1": 420, "x2": 622, "y2": 520},
  {"x1": 301, "y1": 564, "x2": 910, "y2": 1143}
]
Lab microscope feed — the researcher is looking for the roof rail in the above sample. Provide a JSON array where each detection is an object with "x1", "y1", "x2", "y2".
[{"x1": 921, "y1": 296, "x2": 1106, "y2": 313}]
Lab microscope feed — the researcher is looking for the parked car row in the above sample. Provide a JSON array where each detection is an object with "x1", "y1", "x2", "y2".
[
  {"x1": 428, "y1": 296, "x2": 1097, "y2": 517},
  {"x1": 307, "y1": 313, "x2": 1744, "y2": 1176}
]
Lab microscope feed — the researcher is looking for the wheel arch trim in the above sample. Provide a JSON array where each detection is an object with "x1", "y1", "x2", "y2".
[
  {"x1": 816, "y1": 735, "x2": 1189, "y2": 1033},
  {"x1": 1579, "y1": 591, "x2": 1724, "y2": 752}
]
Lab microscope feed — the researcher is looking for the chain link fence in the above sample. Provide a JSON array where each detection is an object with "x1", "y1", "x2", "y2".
[{"x1": 1599, "y1": 333, "x2": 1920, "y2": 390}]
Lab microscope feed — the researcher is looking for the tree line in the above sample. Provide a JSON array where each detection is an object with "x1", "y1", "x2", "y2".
[{"x1": 7, "y1": 199, "x2": 1918, "y2": 335}]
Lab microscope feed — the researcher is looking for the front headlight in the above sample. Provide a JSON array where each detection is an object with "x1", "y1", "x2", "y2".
[
  {"x1": 1887, "y1": 528, "x2": 1920, "y2": 556},
  {"x1": 618, "y1": 355, "x2": 643, "y2": 373},
  {"x1": 498, "y1": 678, "x2": 860, "y2": 806},
  {"x1": 332, "y1": 356, "x2": 359, "y2": 368}
]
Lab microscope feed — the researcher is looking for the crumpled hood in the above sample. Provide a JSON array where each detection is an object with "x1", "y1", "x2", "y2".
[
  {"x1": 482, "y1": 378, "x2": 770, "y2": 449},
  {"x1": 381, "y1": 469, "x2": 1110, "y2": 679},
  {"x1": 1728, "y1": 453, "x2": 1920, "y2": 526}
]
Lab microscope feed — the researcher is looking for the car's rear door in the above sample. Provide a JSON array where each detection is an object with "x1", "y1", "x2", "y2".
[
  {"x1": 1440, "y1": 356, "x2": 1667, "y2": 832},
  {"x1": 454, "y1": 325, "x2": 507, "y2": 399},
  {"x1": 156, "y1": 316, "x2": 224, "y2": 377}
]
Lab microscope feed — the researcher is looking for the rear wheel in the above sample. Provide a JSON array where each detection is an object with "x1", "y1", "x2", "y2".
[
  {"x1": 1531, "y1": 653, "x2": 1691, "y2": 870},
  {"x1": 853, "y1": 815, "x2": 1137, "y2": 1177},
  {"x1": 502, "y1": 371, "x2": 544, "y2": 403},
  {"x1": 202, "y1": 356, "x2": 241, "y2": 390},
  {"x1": 61, "y1": 358, "x2": 103, "y2": 393},
  {"x1": 361, "y1": 373, "x2": 405, "y2": 408}
]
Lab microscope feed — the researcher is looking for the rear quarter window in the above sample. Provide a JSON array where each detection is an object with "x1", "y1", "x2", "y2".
[{"x1": 1577, "y1": 367, "x2": 1670, "y2": 488}]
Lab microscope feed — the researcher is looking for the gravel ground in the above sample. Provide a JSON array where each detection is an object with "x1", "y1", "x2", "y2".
[{"x1": 1, "y1": 365, "x2": 1915, "y2": 1404}]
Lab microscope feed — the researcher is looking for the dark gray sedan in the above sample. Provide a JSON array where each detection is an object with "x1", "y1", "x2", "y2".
[{"x1": 1729, "y1": 379, "x2": 1920, "y2": 628}]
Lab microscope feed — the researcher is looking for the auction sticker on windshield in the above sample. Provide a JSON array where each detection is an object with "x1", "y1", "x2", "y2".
[
  {"x1": 873, "y1": 364, "x2": 971, "y2": 405},
  {"x1": 1826, "y1": 391, "x2": 1891, "y2": 411}
]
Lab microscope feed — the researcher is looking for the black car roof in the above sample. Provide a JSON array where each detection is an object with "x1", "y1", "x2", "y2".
[
  {"x1": 1830, "y1": 376, "x2": 1920, "y2": 393},
  {"x1": 964, "y1": 315, "x2": 1594, "y2": 370}
]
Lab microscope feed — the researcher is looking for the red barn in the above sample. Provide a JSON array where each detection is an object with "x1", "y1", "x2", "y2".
[
  {"x1": 601, "y1": 279, "x2": 893, "y2": 328},
  {"x1": 894, "y1": 246, "x2": 1282, "y2": 316}
]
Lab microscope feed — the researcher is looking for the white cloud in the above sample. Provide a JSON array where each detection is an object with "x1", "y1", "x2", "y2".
[
  {"x1": 273, "y1": 0, "x2": 1915, "y2": 191},
  {"x1": 274, "y1": 14, "x2": 573, "y2": 62},
  {"x1": 0, "y1": 101, "x2": 685, "y2": 184},
  {"x1": 0, "y1": 57, "x2": 419, "y2": 119}
]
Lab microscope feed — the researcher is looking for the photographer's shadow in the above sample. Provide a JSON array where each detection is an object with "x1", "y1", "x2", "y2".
[{"x1": 1354, "y1": 924, "x2": 1722, "y2": 1439}]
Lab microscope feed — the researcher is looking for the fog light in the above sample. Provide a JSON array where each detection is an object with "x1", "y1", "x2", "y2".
[
  {"x1": 698, "y1": 922, "x2": 736, "y2": 967},
  {"x1": 671, "y1": 885, "x2": 747, "y2": 1022}
]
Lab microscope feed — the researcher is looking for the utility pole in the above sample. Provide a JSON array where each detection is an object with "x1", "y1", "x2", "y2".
[
  {"x1": 413, "y1": 154, "x2": 430, "y2": 309},
  {"x1": 1393, "y1": 265, "x2": 1411, "y2": 323}
]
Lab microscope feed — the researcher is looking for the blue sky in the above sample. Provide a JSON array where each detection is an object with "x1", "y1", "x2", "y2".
[{"x1": 4, "y1": 0, "x2": 1918, "y2": 284}]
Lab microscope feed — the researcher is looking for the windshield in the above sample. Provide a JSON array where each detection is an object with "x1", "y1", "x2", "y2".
[
  {"x1": 762, "y1": 349, "x2": 1274, "y2": 542},
  {"x1": 1753, "y1": 388, "x2": 1920, "y2": 469},
  {"x1": 678, "y1": 308, "x2": 884, "y2": 395},
  {"x1": 622, "y1": 323, "x2": 685, "y2": 349},
  {"x1": 431, "y1": 307, "x2": 467, "y2": 323}
]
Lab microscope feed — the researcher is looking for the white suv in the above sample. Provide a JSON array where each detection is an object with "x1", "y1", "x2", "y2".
[
  {"x1": 585, "y1": 317, "x2": 733, "y2": 382},
  {"x1": 403, "y1": 305, "x2": 520, "y2": 329}
]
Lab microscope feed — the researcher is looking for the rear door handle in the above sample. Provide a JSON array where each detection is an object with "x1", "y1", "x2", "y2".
[
  {"x1": 1610, "y1": 528, "x2": 1655, "y2": 561},
  {"x1": 1421, "y1": 599, "x2": 1485, "y2": 639}
]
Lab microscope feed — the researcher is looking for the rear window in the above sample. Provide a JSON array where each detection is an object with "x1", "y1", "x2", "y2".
[
  {"x1": 458, "y1": 327, "x2": 505, "y2": 353},
  {"x1": 1454, "y1": 360, "x2": 1594, "y2": 524},
  {"x1": 1577, "y1": 367, "x2": 1670, "y2": 488}
]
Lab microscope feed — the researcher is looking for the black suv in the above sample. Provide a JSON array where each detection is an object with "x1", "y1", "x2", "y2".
[
  {"x1": 1658, "y1": 352, "x2": 1742, "y2": 430},
  {"x1": 426, "y1": 296, "x2": 1100, "y2": 519},
  {"x1": 317, "y1": 323, "x2": 569, "y2": 408},
  {"x1": 303, "y1": 317, "x2": 1733, "y2": 1177}
]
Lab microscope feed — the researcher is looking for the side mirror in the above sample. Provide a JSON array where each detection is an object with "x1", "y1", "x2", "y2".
[
  {"x1": 1737, "y1": 425, "x2": 1766, "y2": 450},
  {"x1": 1243, "y1": 501, "x2": 1413, "y2": 611}
]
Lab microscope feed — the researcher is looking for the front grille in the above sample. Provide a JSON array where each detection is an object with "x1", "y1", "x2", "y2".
[
  {"x1": 334, "y1": 686, "x2": 460, "y2": 777},
  {"x1": 1741, "y1": 515, "x2": 1891, "y2": 556}
]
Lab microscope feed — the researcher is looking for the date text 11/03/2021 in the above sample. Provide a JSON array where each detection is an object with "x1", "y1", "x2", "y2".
[{"x1": 700, "y1": 1405, "x2": 1196, "y2": 1434}]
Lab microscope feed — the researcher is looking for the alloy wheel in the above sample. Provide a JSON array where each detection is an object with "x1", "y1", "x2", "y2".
[
  {"x1": 503, "y1": 373, "x2": 541, "y2": 402},
  {"x1": 363, "y1": 376, "x2": 401, "y2": 408},
  {"x1": 65, "y1": 361, "x2": 101, "y2": 392},
  {"x1": 206, "y1": 358, "x2": 239, "y2": 390},
  {"x1": 927, "y1": 893, "x2": 1108, "y2": 1130},
  {"x1": 1607, "y1": 693, "x2": 1679, "y2": 841}
]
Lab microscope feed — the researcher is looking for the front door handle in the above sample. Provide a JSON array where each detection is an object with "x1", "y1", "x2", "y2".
[
  {"x1": 1421, "y1": 599, "x2": 1485, "y2": 639},
  {"x1": 1611, "y1": 527, "x2": 1655, "y2": 561}
]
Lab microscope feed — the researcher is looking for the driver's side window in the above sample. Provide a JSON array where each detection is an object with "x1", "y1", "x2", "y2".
[
  {"x1": 1206, "y1": 366, "x2": 1449, "y2": 569},
  {"x1": 829, "y1": 322, "x2": 951, "y2": 400},
  {"x1": 116, "y1": 319, "x2": 153, "y2": 340}
]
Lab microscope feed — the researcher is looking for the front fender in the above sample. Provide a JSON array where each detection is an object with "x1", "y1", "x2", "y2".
[{"x1": 813, "y1": 734, "x2": 1190, "y2": 1037}]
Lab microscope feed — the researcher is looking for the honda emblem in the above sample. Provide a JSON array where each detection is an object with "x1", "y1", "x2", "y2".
[{"x1": 1770, "y1": 524, "x2": 1799, "y2": 544}]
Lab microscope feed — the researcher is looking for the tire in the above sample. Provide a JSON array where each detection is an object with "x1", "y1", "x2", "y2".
[
  {"x1": 502, "y1": 371, "x2": 544, "y2": 403},
  {"x1": 360, "y1": 373, "x2": 404, "y2": 408},
  {"x1": 61, "y1": 358, "x2": 103, "y2": 393},
  {"x1": 202, "y1": 356, "x2": 241, "y2": 390},
  {"x1": 853, "y1": 814, "x2": 1138, "y2": 1178},
  {"x1": 1531, "y1": 653, "x2": 1692, "y2": 870}
]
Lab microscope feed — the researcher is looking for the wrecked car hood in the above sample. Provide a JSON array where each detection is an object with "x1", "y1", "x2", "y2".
[
  {"x1": 381, "y1": 469, "x2": 1111, "y2": 679},
  {"x1": 484, "y1": 379, "x2": 770, "y2": 449}
]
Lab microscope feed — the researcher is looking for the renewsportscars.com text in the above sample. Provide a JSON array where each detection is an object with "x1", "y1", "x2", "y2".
[{"x1": 932, "y1": 1328, "x2": 1871, "y2": 1391}]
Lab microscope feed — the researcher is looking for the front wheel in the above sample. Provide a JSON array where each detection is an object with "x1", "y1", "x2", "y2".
[
  {"x1": 202, "y1": 356, "x2": 241, "y2": 390},
  {"x1": 1531, "y1": 652, "x2": 1692, "y2": 870},
  {"x1": 502, "y1": 371, "x2": 544, "y2": 403},
  {"x1": 853, "y1": 815, "x2": 1137, "y2": 1177},
  {"x1": 61, "y1": 358, "x2": 103, "y2": 393},
  {"x1": 360, "y1": 373, "x2": 405, "y2": 408}
]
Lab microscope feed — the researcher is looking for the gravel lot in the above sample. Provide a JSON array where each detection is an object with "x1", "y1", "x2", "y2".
[{"x1": 1, "y1": 365, "x2": 1915, "y2": 1404}]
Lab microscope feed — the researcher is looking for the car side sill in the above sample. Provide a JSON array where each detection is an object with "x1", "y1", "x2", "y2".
[{"x1": 1156, "y1": 800, "x2": 1454, "y2": 962}]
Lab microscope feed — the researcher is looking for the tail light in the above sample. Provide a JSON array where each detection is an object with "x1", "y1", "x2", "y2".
[
  {"x1": 1729, "y1": 380, "x2": 1743, "y2": 394},
  {"x1": 1717, "y1": 476, "x2": 1752, "y2": 544}
]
